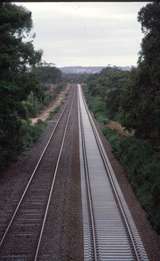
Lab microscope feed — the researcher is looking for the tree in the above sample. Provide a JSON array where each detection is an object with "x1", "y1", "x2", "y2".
[
  {"x1": 33, "y1": 65, "x2": 62, "y2": 85},
  {"x1": 120, "y1": 2, "x2": 160, "y2": 143},
  {"x1": 0, "y1": 3, "x2": 42, "y2": 167},
  {"x1": 86, "y1": 67, "x2": 130, "y2": 120}
]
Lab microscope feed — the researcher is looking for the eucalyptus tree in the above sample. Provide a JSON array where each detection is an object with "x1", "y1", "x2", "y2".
[{"x1": 0, "y1": 3, "x2": 42, "y2": 167}]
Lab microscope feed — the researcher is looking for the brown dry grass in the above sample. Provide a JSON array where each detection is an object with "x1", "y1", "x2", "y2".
[{"x1": 106, "y1": 120, "x2": 132, "y2": 137}]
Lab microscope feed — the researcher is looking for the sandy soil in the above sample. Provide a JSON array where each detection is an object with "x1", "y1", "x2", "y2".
[{"x1": 31, "y1": 84, "x2": 70, "y2": 125}]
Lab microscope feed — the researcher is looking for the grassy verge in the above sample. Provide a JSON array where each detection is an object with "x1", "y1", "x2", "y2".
[{"x1": 48, "y1": 105, "x2": 61, "y2": 120}]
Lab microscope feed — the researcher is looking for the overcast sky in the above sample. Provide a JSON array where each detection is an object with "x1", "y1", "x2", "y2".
[{"x1": 18, "y1": 2, "x2": 148, "y2": 67}]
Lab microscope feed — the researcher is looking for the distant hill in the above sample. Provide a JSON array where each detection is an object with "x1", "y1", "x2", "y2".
[
  {"x1": 59, "y1": 66, "x2": 105, "y2": 74},
  {"x1": 118, "y1": 66, "x2": 131, "y2": 71},
  {"x1": 59, "y1": 66, "x2": 131, "y2": 74}
]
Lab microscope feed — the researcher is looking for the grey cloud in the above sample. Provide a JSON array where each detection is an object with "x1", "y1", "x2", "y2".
[{"x1": 19, "y1": 2, "x2": 147, "y2": 66}]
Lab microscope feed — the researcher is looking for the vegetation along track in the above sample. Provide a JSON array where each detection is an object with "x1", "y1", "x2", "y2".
[
  {"x1": 0, "y1": 86, "x2": 75, "y2": 260},
  {"x1": 78, "y1": 84, "x2": 149, "y2": 261}
]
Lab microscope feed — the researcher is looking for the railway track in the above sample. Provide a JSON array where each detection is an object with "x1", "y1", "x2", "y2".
[
  {"x1": 78, "y1": 84, "x2": 149, "y2": 261},
  {"x1": 0, "y1": 86, "x2": 75, "y2": 260}
]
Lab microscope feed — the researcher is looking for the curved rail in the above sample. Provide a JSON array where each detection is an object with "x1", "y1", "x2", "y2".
[
  {"x1": 0, "y1": 87, "x2": 74, "y2": 257},
  {"x1": 79, "y1": 84, "x2": 149, "y2": 261}
]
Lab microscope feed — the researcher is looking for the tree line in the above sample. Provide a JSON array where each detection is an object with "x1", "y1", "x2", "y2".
[
  {"x1": 0, "y1": 3, "x2": 62, "y2": 169},
  {"x1": 84, "y1": 2, "x2": 160, "y2": 233},
  {"x1": 85, "y1": 2, "x2": 160, "y2": 146}
]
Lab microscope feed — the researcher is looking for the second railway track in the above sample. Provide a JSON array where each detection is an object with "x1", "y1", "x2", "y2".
[
  {"x1": 78, "y1": 84, "x2": 149, "y2": 261},
  {"x1": 0, "y1": 86, "x2": 75, "y2": 260},
  {"x1": 0, "y1": 83, "x2": 150, "y2": 260}
]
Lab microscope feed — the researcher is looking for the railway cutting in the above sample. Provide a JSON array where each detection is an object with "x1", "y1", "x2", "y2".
[{"x1": 0, "y1": 84, "x2": 150, "y2": 261}]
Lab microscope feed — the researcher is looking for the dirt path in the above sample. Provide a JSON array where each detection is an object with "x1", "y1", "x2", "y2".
[{"x1": 31, "y1": 84, "x2": 70, "y2": 125}]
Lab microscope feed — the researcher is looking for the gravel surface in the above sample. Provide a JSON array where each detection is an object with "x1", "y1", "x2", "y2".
[
  {"x1": 38, "y1": 86, "x2": 83, "y2": 261},
  {"x1": 93, "y1": 116, "x2": 160, "y2": 261}
]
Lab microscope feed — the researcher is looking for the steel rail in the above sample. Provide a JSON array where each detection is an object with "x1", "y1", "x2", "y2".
[
  {"x1": 34, "y1": 87, "x2": 75, "y2": 260},
  {"x1": 0, "y1": 87, "x2": 72, "y2": 250},
  {"x1": 80, "y1": 84, "x2": 148, "y2": 260},
  {"x1": 78, "y1": 97, "x2": 98, "y2": 261}
]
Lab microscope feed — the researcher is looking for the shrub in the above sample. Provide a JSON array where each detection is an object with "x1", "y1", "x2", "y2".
[
  {"x1": 103, "y1": 126, "x2": 160, "y2": 234},
  {"x1": 20, "y1": 119, "x2": 46, "y2": 150}
]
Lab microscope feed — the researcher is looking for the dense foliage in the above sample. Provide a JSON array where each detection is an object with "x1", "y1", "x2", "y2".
[
  {"x1": 120, "y1": 2, "x2": 160, "y2": 143},
  {"x1": 84, "y1": 67, "x2": 130, "y2": 123},
  {"x1": 62, "y1": 73, "x2": 89, "y2": 83},
  {"x1": 102, "y1": 128, "x2": 160, "y2": 233},
  {"x1": 84, "y1": 2, "x2": 160, "y2": 233},
  {"x1": 0, "y1": 3, "x2": 62, "y2": 169},
  {"x1": 33, "y1": 66, "x2": 62, "y2": 85},
  {"x1": 86, "y1": 2, "x2": 160, "y2": 145}
]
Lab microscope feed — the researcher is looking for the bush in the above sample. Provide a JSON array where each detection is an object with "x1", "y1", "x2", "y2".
[
  {"x1": 48, "y1": 105, "x2": 60, "y2": 120},
  {"x1": 96, "y1": 114, "x2": 109, "y2": 124},
  {"x1": 103, "y1": 127, "x2": 160, "y2": 234},
  {"x1": 0, "y1": 118, "x2": 46, "y2": 170},
  {"x1": 20, "y1": 119, "x2": 46, "y2": 150}
]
